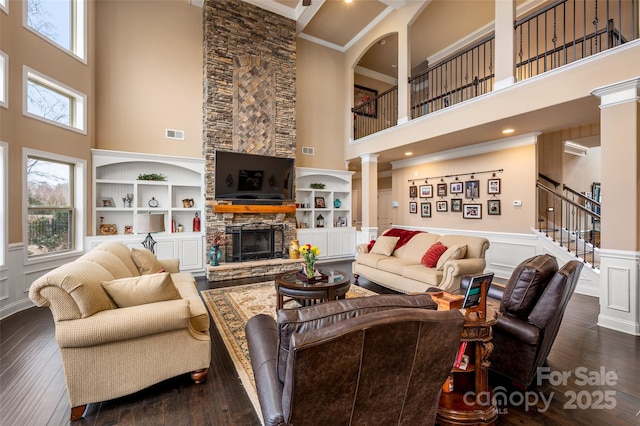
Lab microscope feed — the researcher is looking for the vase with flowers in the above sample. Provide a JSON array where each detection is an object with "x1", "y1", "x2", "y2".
[
  {"x1": 299, "y1": 243, "x2": 320, "y2": 279},
  {"x1": 208, "y1": 229, "x2": 229, "y2": 266}
]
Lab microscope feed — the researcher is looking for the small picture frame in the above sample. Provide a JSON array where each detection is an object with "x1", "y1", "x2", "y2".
[
  {"x1": 409, "y1": 185, "x2": 418, "y2": 198},
  {"x1": 463, "y1": 203, "x2": 482, "y2": 219},
  {"x1": 314, "y1": 197, "x2": 326, "y2": 208},
  {"x1": 409, "y1": 201, "x2": 418, "y2": 214},
  {"x1": 465, "y1": 180, "x2": 480, "y2": 199},
  {"x1": 419, "y1": 184, "x2": 433, "y2": 198},
  {"x1": 421, "y1": 202, "x2": 432, "y2": 218},
  {"x1": 436, "y1": 200, "x2": 448, "y2": 212},
  {"x1": 450, "y1": 182, "x2": 463, "y2": 194},
  {"x1": 337, "y1": 216, "x2": 348, "y2": 226},
  {"x1": 124, "y1": 225, "x2": 133, "y2": 234},
  {"x1": 488, "y1": 199, "x2": 501, "y2": 215},
  {"x1": 99, "y1": 197, "x2": 116, "y2": 208},
  {"x1": 437, "y1": 183, "x2": 447, "y2": 197},
  {"x1": 488, "y1": 178, "x2": 501, "y2": 194},
  {"x1": 451, "y1": 198, "x2": 463, "y2": 212}
]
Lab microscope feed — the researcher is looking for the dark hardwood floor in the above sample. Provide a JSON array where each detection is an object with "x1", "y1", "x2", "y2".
[{"x1": 1, "y1": 260, "x2": 638, "y2": 425}]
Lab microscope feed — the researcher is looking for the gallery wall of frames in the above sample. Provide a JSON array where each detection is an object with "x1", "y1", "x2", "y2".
[{"x1": 408, "y1": 169, "x2": 502, "y2": 220}]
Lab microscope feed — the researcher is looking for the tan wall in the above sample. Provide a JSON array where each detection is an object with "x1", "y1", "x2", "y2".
[
  {"x1": 0, "y1": 0, "x2": 95, "y2": 244},
  {"x1": 563, "y1": 147, "x2": 601, "y2": 194},
  {"x1": 94, "y1": 1, "x2": 203, "y2": 157},
  {"x1": 295, "y1": 38, "x2": 346, "y2": 170},
  {"x1": 392, "y1": 144, "x2": 537, "y2": 233}
]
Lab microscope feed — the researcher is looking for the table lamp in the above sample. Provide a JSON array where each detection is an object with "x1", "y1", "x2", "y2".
[{"x1": 135, "y1": 213, "x2": 165, "y2": 254}]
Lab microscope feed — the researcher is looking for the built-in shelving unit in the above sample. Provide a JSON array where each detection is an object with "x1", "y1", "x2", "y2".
[
  {"x1": 295, "y1": 167, "x2": 355, "y2": 260},
  {"x1": 87, "y1": 149, "x2": 206, "y2": 274}
]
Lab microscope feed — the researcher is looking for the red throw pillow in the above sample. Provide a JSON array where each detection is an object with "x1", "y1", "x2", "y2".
[
  {"x1": 421, "y1": 242, "x2": 448, "y2": 268},
  {"x1": 367, "y1": 239, "x2": 376, "y2": 252}
]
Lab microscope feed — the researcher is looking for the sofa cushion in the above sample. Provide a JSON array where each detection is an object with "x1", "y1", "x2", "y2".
[
  {"x1": 91, "y1": 241, "x2": 141, "y2": 276},
  {"x1": 356, "y1": 252, "x2": 391, "y2": 269},
  {"x1": 79, "y1": 250, "x2": 137, "y2": 280},
  {"x1": 369, "y1": 236, "x2": 400, "y2": 256},
  {"x1": 276, "y1": 293, "x2": 438, "y2": 383},
  {"x1": 131, "y1": 247, "x2": 165, "y2": 275},
  {"x1": 171, "y1": 272, "x2": 210, "y2": 333},
  {"x1": 501, "y1": 254, "x2": 558, "y2": 319},
  {"x1": 402, "y1": 265, "x2": 443, "y2": 286},
  {"x1": 101, "y1": 272, "x2": 181, "y2": 308},
  {"x1": 377, "y1": 257, "x2": 411, "y2": 275},
  {"x1": 421, "y1": 242, "x2": 448, "y2": 268},
  {"x1": 436, "y1": 245, "x2": 467, "y2": 271}
]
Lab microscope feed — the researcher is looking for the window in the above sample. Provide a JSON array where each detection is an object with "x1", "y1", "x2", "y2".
[
  {"x1": 0, "y1": 0, "x2": 7, "y2": 15},
  {"x1": 23, "y1": 67, "x2": 87, "y2": 133},
  {"x1": 24, "y1": 150, "x2": 86, "y2": 260},
  {"x1": 24, "y1": 0, "x2": 86, "y2": 61},
  {"x1": 0, "y1": 51, "x2": 7, "y2": 108}
]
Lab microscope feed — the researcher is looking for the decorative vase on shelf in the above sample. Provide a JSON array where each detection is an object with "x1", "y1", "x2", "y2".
[
  {"x1": 334, "y1": 198, "x2": 341, "y2": 208},
  {"x1": 289, "y1": 239, "x2": 300, "y2": 259},
  {"x1": 209, "y1": 245, "x2": 222, "y2": 266}
]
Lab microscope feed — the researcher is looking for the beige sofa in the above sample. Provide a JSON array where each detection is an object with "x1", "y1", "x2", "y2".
[
  {"x1": 352, "y1": 230, "x2": 490, "y2": 293},
  {"x1": 28, "y1": 241, "x2": 211, "y2": 421}
]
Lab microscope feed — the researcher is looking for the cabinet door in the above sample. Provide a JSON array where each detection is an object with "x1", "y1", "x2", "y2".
[
  {"x1": 179, "y1": 237, "x2": 203, "y2": 270},
  {"x1": 297, "y1": 230, "x2": 328, "y2": 257}
]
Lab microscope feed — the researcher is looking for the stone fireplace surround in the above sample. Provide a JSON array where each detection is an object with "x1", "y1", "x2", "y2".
[{"x1": 203, "y1": 0, "x2": 299, "y2": 281}]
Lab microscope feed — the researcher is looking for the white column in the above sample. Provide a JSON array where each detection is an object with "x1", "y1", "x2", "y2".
[
  {"x1": 360, "y1": 153, "x2": 379, "y2": 242},
  {"x1": 397, "y1": 24, "x2": 410, "y2": 125},
  {"x1": 591, "y1": 77, "x2": 640, "y2": 335},
  {"x1": 494, "y1": 0, "x2": 516, "y2": 90}
]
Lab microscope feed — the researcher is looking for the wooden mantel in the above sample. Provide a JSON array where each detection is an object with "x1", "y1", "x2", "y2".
[{"x1": 213, "y1": 204, "x2": 296, "y2": 214}]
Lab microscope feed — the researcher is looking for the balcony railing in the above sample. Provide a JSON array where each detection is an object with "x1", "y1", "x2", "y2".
[{"x1": 351, "y1": 0, "x2": 637, "y2": 140}]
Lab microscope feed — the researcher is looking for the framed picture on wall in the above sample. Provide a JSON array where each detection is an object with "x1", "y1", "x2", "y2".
[
  {"x1": 437, "y1": 183, "x2": 447, "y2": 197},
  {"x1": 419, "y1": 185, "x2": 433, "y2": 198},
  {"x1": 465, "y1": 180, "x2": 480, "y2": 199},
  {"x1": 354, "y1": 85, "x2": 378, "y2": 118},
  {"x1": 436, "y1": 200, "x2": 448, "y2": 212},
  {"x1": 314, "y1": 197, "x2": 326, "y2": 208},
  {"x1": 488, "y1": 178, "x2": 501, "y2": 194},
  {"x1": 409, "y1": 201, "x2": 418, "y2": 214},
  {"x1": 421, "y1": 202, "x2": 432, "y2": 218},
  {"x1": 451, "y1": 198, "x2": 463, "y2": 212},
  {"x1": 450, "y1": 182, "x2": 463, "y2": 194},
  {"x1": 463, "y1": 203, "x2": 482, "y2": 219},
  {"x1": 409, "y1": 185, "x2": 418, "y2": 198},
  {"x1": 488, "y1": 199, "x2": 501, "y2": 215}
]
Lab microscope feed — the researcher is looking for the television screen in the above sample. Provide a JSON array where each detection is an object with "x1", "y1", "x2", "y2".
[
  {"x1": 214, "y1": 150, "x2": 294, "y2": 204},
  {"x1": 462, "y1": 273, "x2": 494, "y2": 308}
]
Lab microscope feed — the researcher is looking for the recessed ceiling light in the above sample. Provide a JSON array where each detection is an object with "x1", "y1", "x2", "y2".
[
  {"x1": 405, "y1": 151, "x2": 413, "y2": 156},
  {"x1": 502, "y1": 128, "x2": 515, "y2": 134},
  {"x1": 345, "y1": 0, "x2": 352, "y2": 3}
]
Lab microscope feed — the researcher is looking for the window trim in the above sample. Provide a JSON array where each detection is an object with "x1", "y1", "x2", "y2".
[
  {"x1": 0, "y1": 0, "x2": 7, "y2": 15},
  {"x1": 0, "y1": 50, "x2": 7, "y2": 109},
  {"x1": 23, "y1": 66, "x2": 87, "y2": 134},
  {"x1": 23, "y1": 148, "x2": 86, "y2": 264},
  {"x1": 23, "y1": 0, "x2": 87, "y2": 63}
]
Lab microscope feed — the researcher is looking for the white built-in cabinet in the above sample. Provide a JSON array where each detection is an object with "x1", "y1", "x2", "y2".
[
  {"x1": 295, "y1": 167, "x2": 355, "y2": 261},
  {"x1": 86, "y1": 149, "x2": 206, "y2": 274}
]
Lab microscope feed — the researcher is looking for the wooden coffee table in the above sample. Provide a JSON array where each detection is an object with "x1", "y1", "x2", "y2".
[{"x1": 275, "y1": 269, "x2": 351, "y2": 310}]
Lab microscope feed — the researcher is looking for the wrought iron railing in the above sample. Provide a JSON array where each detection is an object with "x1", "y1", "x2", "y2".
[
  {"x1": 537, "y1": 182, "x2": 600, "y2": 268},
  {"x1": 352, "y1": 86, "x2": 398, "y2": 140},
  {"x1": 410, "y1": 35, "x2": 495, "y2": 119}
]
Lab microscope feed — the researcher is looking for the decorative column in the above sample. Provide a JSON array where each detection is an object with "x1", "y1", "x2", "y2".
[
  {"x1": 591, "y1": 77, "x2": 640, "y2": 335},
  {"x1": 360, "y1": 153, "x2": 379, "y2": 243},
  {"x1": 494, "y1": 0, "x2": 516, "y2": 90},
  {"x1": 397, "y1": 26, "x2": 410, "y2": 125}
]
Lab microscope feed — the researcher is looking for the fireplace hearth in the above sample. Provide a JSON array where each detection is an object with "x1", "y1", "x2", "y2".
[{"x1": 225, "y1": 223, "x2": 286, "y2": 262}]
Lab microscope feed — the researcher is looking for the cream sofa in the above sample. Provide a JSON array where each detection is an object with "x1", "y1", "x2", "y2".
[
  {"x1": 352, "y1": 230, "x2": 490, "y2": 293},
  {"x1": 28, "y1": 241, "x2": 211, "y2": 421}
]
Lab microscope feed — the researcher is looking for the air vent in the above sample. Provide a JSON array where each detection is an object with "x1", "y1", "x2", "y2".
[
  {"x1": 302, "y1": 146, "x2": 315, "y2": 155},
  {"x1": 165, "y1": 129, "x2": 185, "y2": 140}
]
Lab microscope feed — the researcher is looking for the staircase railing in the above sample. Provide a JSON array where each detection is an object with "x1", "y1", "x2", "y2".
[{"x1": 537, "y1": 182, "x2": 600, "y2": 268}]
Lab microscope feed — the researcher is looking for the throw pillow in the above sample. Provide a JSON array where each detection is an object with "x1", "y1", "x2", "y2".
[
  {"x1": 131, "y1": 247, "x2": 164, "y2": 275},
  {"x1": 421, "y1": 242, "x2": 448, "y2": 268},
  {"x1": 436, "y1": 244, "x2": 467, "y2": 271},
  {"x1": 369, "y1": 236, "x2": 400, "y2": 256},
  {"x1": 101, "y1": 272, "x2": 181, "y2": 308}
]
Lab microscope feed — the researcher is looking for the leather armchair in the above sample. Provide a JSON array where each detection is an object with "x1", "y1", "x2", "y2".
[
  {"x1": 245, "y1": 294, "x2": 465, "y2": 426},
  {"x1": 485, "y1": 255, "x2": 584, "y2": 388}
]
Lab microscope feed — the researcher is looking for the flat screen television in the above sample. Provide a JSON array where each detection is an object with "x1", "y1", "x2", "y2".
[{"x1": 214, "y1": 150, "x2": 295, "y2": 205}]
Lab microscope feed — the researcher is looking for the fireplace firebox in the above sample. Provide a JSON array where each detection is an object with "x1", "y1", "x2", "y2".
[{"x1": 225, "y1": 223, "x2": 286, "y2": 262}]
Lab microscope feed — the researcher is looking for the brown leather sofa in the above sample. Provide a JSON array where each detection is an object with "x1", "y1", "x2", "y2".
[
  {"x1": 245, "y1": 293, "x2": 465, "y2": 426},
  {"x1": 467, "y1": 255, "x2": 584, "y2": 388}
]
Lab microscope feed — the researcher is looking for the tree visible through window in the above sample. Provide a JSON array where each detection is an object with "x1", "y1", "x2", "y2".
[
  {"x1": 27, "y1": 79, "x2": 71, "y2": 126},
  {"x1": 27, "y1": 157, "x2": 74, "y2": 257},
  {"x1": 26, "y1": 0, "x2": 72, "y2": 51}
]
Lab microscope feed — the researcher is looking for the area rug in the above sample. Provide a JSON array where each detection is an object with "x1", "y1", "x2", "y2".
[{"x1": 201, "y1": 281, "x2": 376, "y2": 422}]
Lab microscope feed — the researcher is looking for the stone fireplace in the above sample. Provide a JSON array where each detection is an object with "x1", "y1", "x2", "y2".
[{"x1": 202, "y1": 0, "x2": 299, "y2": 280}]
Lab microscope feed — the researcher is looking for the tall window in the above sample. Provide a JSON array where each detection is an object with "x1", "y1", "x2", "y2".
[
  {"x1": 23, "y1": 67, "x2": 86, "y2": 133},
  {"x1": 25, "y1": 151, "x2": 85, "y2": 259},
  {"x1": 0, "y1": 51, "x2": 6, "y2": 108},
  {"x1": 0, "y1": 0, "x2": 7, "y2": 15},
  {"x1": 24, "y1": 0, "x2": 86, "y2": 61}
]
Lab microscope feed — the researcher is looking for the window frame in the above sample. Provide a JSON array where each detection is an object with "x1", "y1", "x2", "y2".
[
  {"x1": 0, "y1": 142, "x2": 7, "y2": 270},
  {"x1": 0, "y1": 50, "x2": 7, "y2": 109},
  {"x1": 23, "y1": 148, "x2": 86, "y2": 264},
  {"x1": 23, "y1": 0, "x2": 87, "y2": 63},
  {"x1": 0, "y1": 0, "x2": 7, "y2": 15},
  {"x1": 23, "y1": 66, "x2": 87, "y2": 134}
]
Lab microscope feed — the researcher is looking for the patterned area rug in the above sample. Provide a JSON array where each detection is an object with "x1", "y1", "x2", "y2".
[{"x1": 201, "y1": 281, "x2": 376, "y2": 422}]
